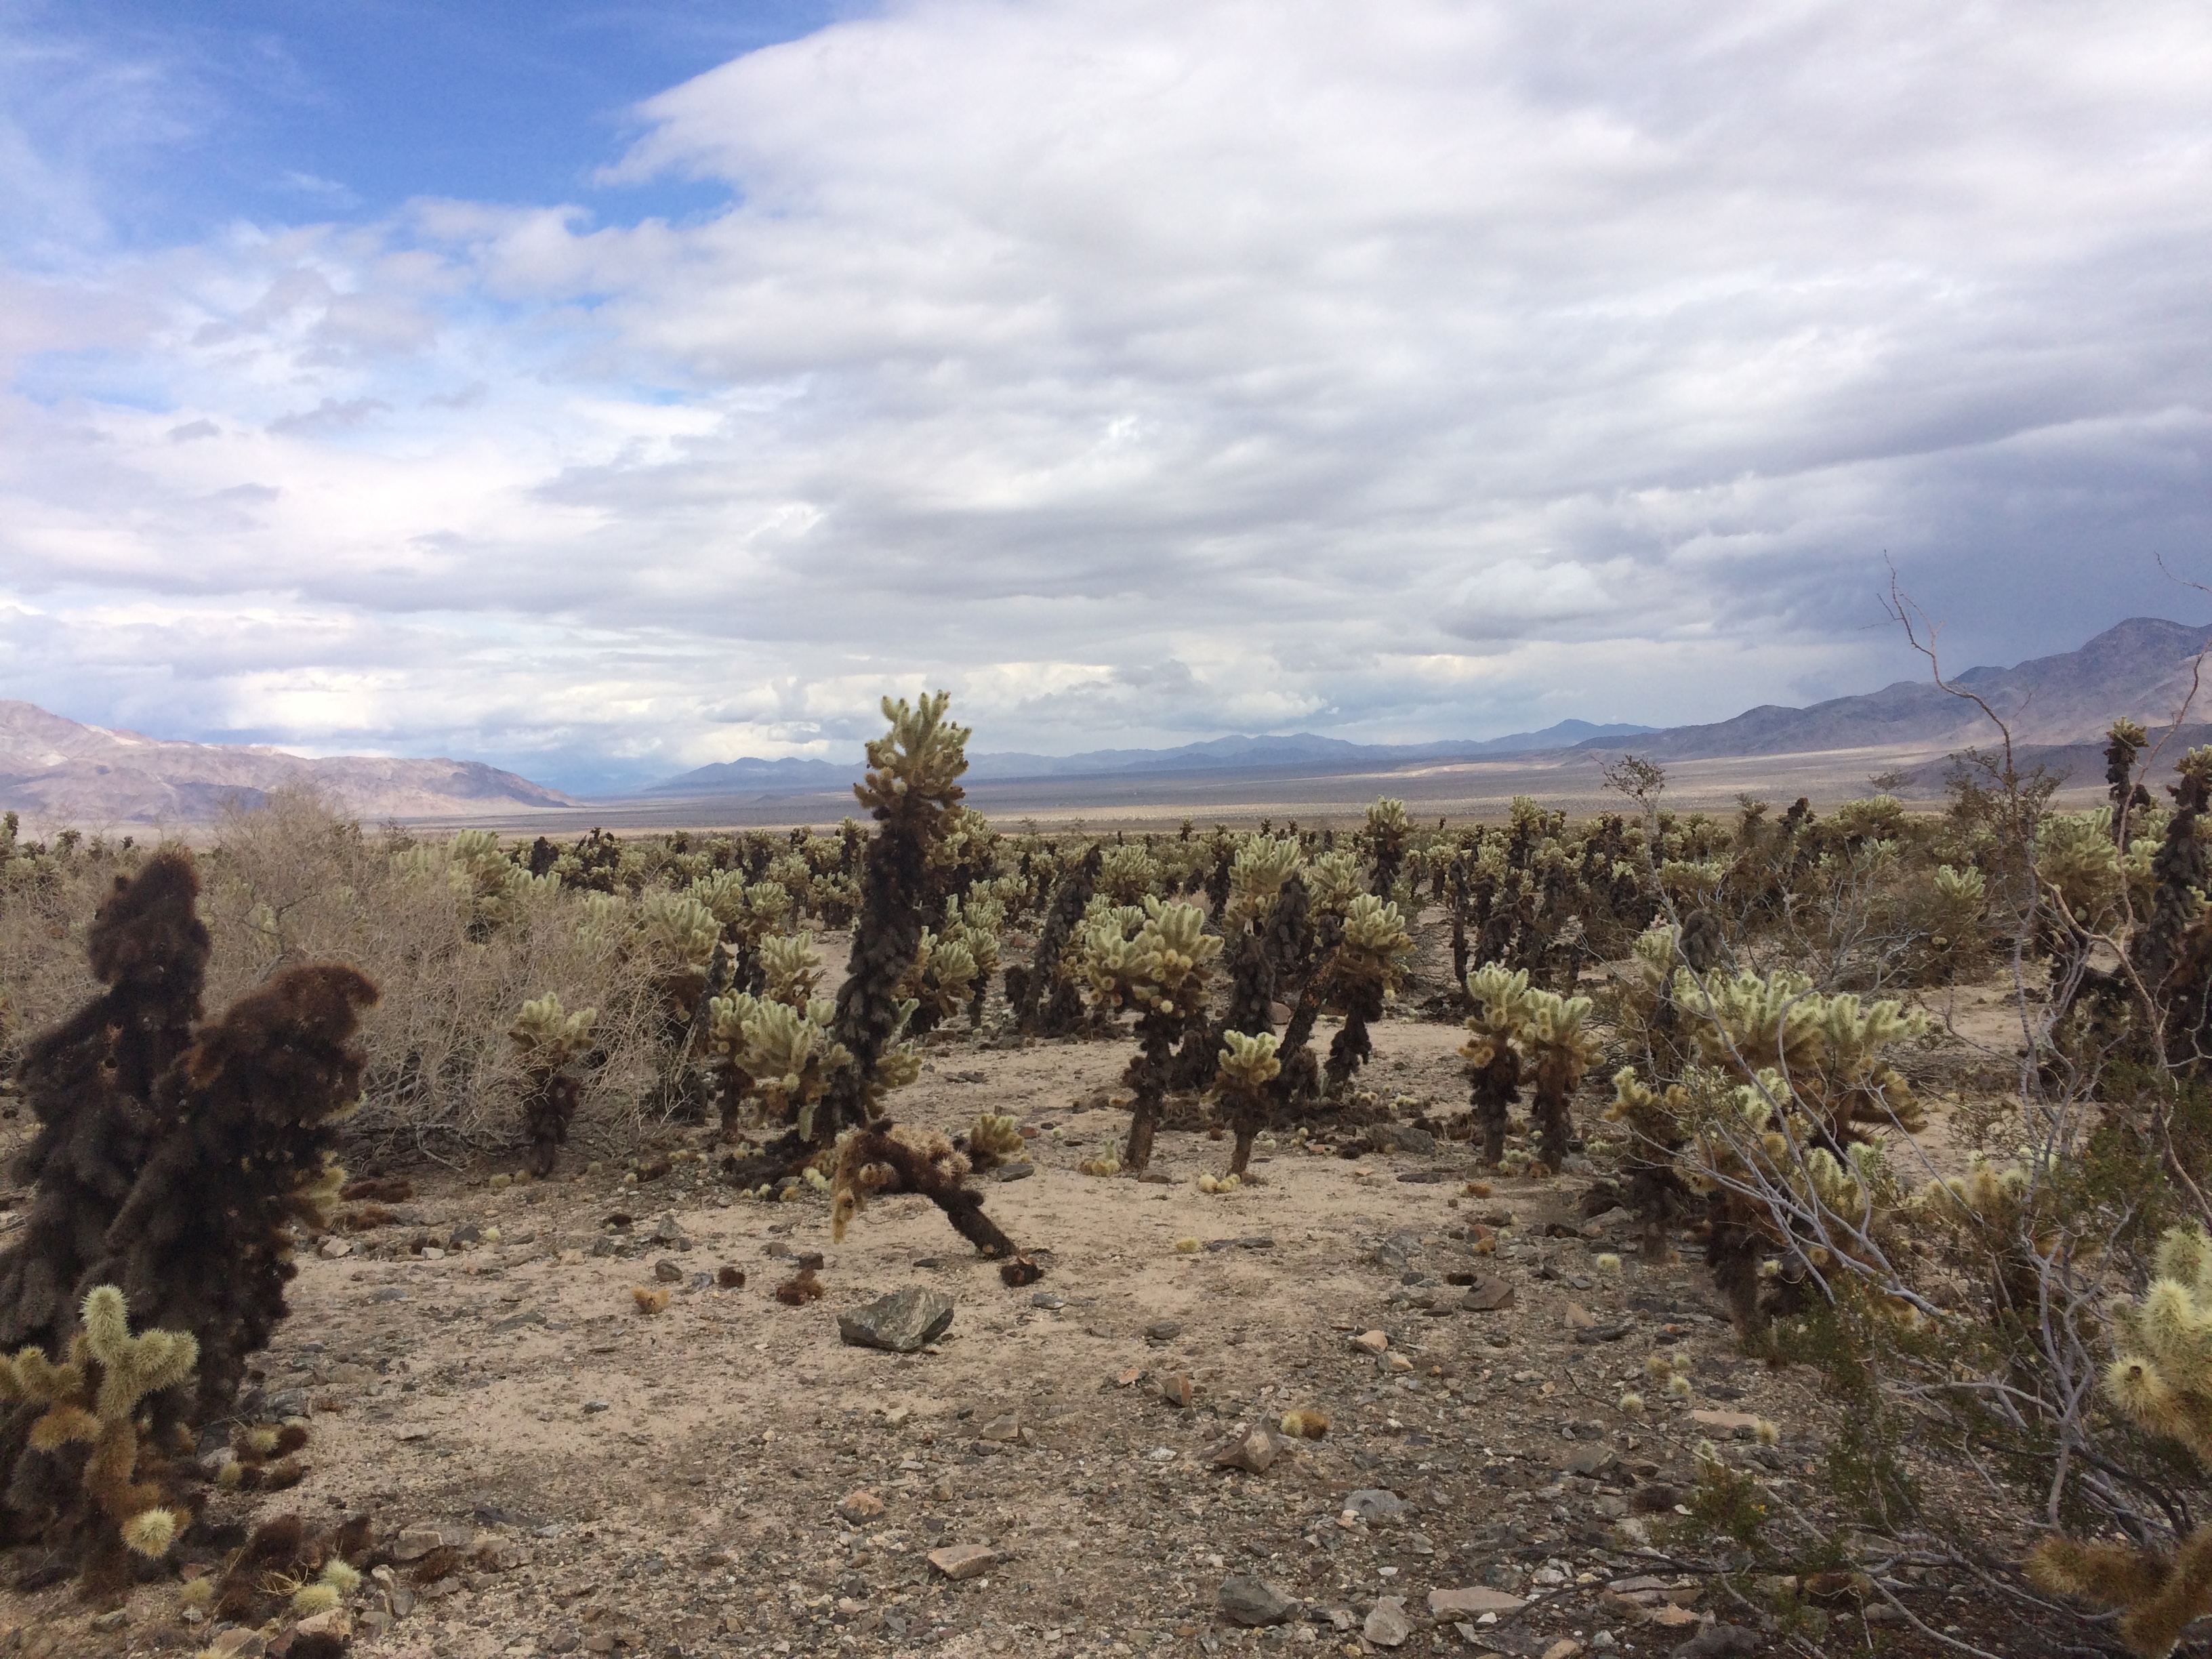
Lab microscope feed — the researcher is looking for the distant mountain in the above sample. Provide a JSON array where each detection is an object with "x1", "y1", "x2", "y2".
[
  {"x1": 640, "y1": 718, "x2": 1656, "y2": 797},
  {"x1": 0, "y1": 702, "x2": 578, "y2": 825},
  {"x1": 1575, "y1": 618, "x2": 2212, "y2": 761}
]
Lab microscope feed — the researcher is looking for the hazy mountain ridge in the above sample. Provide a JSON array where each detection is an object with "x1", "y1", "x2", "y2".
[
  {"x1": 0, "y1": 702, "x2": 578, "y2": 826},
  {"x1": 640, "y1": 719, "x2": 1656, "y2": 798},
  {"x1": 1574, "y1": 618, "x2": 2212, "y2": 762}
]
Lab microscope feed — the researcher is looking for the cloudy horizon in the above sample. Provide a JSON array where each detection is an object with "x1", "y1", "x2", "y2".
[{"x1": 2, "y1": 0, "x2": 2207, "y2": 793}]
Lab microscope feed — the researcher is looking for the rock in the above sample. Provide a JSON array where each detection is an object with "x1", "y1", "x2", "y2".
[
  {"x1": 392, "y1": 1524, "x2": 449, "y2": 1562},
  {"x1": 649, "y1": 1214, "x2": 684, "y2": 1244},
  {"x1": 295, "y1": 1609, "x2": 352, "y2": 1642},
  {"x1": 1428, "y1": 1586, "x2": 1527, "y2": 1616},
  {"x1": 992, "y1": 1162, "x2": 1036, "y2": 1182},
  {"x1": 1389, "y1": 1126, "x2": 1438, "y2": 1155},
  {"x1": 1161, "y1": 1372, "x2": 1195, "y2": 1408},
  {"x1": 1649, "y1": 1605, "x2": 1702, "y2": 1627},
  {"x1": 1145, "y1": 1319, "x2": 1183, "y2": 1342},
  {"x1": 1342, "y1": 1488, "x2": 1408, "y2": 1523},
  {"x1": 1218, "y1": 1576, "x2": 1300, "y2": 1626},
  {"x1": 1210, "y1": 1427, "x2": 1281, "y2": 1474},
  {"x1": 837, "y1": 1490, "x2": 886, "y2": 1522},
  {"x1": 928, "y1": 1544, "x2": 998, "y2": 1580},
  {"x1": 839, "y1": 1288, "x2": 956, "y2": 1352},
  {"x1": 1541, "y1": 1642, "x2": 1584, "y2": 1659},
  {"x1": 653, "y1": 1258, "x2": 683, "y2": 1283},
  {"x1": 1563, "y1": 1302, "x2": 1597, "y2": 1330},
  {"x1": 205, "y1": 1631, "x2": 268, "y2": 1658},
  {"x1": 1351, "y1": 1329, "x2": 1390, "y2": 1355},
  {"x1": 1031, "y1": 1291, "x2": 1067, "y2": 1310},
  {"x1": 318, "y1": 1237, "x2": 352, "y2": 1259},
  {"x1": 1561, "y1": 1446, "x2": 1616, "y2": 1477},
  {"x1": 975, "y1": 1414, "x2": 1026, "y2": 1443},
  {"x1": 1690, "y1": 1410, "x2": 1764, "y2": 1437},
  {"x1": 1461, "y1": 1279, "x2": 1516, "y2": 1312},
  {"x1": 1364, "y1": 1596, "x2": 1411, "y2": 1647},
  {"x1": 1671, "y1": 1626, "x2": 1763, "y2": 1658}
]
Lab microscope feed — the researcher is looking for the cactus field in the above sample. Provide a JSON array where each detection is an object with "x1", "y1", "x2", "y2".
[{"x1": 0, "y1": 700, "x2": 2209, "y2": 1658}]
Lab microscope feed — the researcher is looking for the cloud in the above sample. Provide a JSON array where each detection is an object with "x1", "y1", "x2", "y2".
[{"x1": 1, "y1": 0, "x2": 2209, "y2": 784}]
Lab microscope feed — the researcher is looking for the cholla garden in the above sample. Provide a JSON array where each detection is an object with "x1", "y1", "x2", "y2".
[{"x1": 3, "y1": 702, "x2": 2212, "y2": 1655}]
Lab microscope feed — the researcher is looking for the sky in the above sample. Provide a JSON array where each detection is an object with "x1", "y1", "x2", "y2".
[{"x1": 1, "y1": 0, "x2": 2208, "y2": 794}]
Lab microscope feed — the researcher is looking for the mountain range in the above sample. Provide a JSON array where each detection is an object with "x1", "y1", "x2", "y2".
[
  {"x1": 0, "y1": 702, "x2": 575, "y2": 826},
  {"x1": 7, "y1": 617, "x2": 2207, "y2": 825},
  {"x1": 640, "y1": 719, "x2": 1656, "y2": 798}
]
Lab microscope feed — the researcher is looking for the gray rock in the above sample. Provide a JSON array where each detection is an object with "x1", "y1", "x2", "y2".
[
  {"x1": 991, "y1": 1162, "x2": 1036, "y2": 1182},
  {"x1": 1390, "y1": 1126, "x2": 1437, "y2": 1155},
  {"x1": 650, "y1": 1213, "x2": 684, "y2": 1244},
  {"x1": 1144, "y1": 1319, "x2": 1183, "y2": 1342},
  {"x1": 1673, "y1": 1626, "x2": 1763, "y2": 1658},
  {"x1": 1364, "y1": 1596, "x2": 1410, "y2": 1647},
  {"x1": 1342, "y1": 1488, "x2": 1410, "y2": 1523},
  {"x1": 838, "y1": 1288, "x2": 956, "y2": 1353},
  {"x1": 653, "y1": 1259, "x2": 684, "y2": 1283},
  {"x1": 1218, "y1": 1576, "x2": 1299, "y2": 1626}
]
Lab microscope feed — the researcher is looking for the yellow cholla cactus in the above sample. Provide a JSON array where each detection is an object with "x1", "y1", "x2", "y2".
[
  {"x1": 759, "y1": 933, "x2": 822, "y2": 1006},
  {"x1": 638, "y1": 889, "x2": 722, "y2": 974},
  {"x1": 854, "y1": 691, "x2": 970, "y2": 820},
  {"x1": 2032, "y1": 1223, "x2": 2212, "y2": 1655},
  {"x1": 1308, "y1": 851, "x2": 1365, "y2": 916},
  {"x1": 1461, "y1": 963, "x2": 1535, "y2": 1066},
  {"x1": 511, "y1": 993, "x2": 597, "y2": 1067},
  {"x1": 1227, "y1": 834, "x2": 1303, "y2": 924},
  {"x1": 1217, "y1": 1029, "x2": 1283, "y2": 1091}
]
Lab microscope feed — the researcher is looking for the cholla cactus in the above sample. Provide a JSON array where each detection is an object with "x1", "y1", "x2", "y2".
[
  {"x1": 1521, "y1": 988, "x2": 1599, "y2": 1171},
  {"x1": 1225, "y1": 835, "x2": 1303, "y2": 926},
  {"x1": 941, "y1": 891, "x2": 1004, "y2": 1027},
  {"x1": 759, "y1": 933, "x2": 822, "y2": 1006},
  {"x1": 1078, "y1": 898, "x2": 1224, "y2": 1172},
  {"x1": 729, "y1": 998, "x2": 855, "y2": 1144},
  {"x1": 638, "y1": 888, "x2": 722, "y2": 1022},
  {"x1": 1098, "y1": 842, "x2": 1159, "y2": 905},
  {"x1": 1213, "y1": 1030, "x2": 1282, "y2": 1176},
  {"x1": 510, "y1": 994, "x2": 597, "y2": 1176},
  {"x1": 1361, "y1": 797, "x2": 1410, "y2": 898},
  {"x1": 898, "y1": 928, "x2": 979, "y2": 1036},
  {"x1": 1308, "y1": 850, "x2": 1365, "y2": 916},
  {"x1": 395, "y1": 829, "x2": 551, "y2": 933},
  {"x1": 2032, "y1": 1223, "x2": 2212, "y2": 1656},
  {"x1": 1461, "y1": 963, "x2": 1536, "y2": 1164},
  {"x1": 1322, "y1": 894, "x2": 1413, "y2": 1096},
  {"x1": 1604, "y1": 1068, "x2": 1688, "y2": 1262},
  {"x1": 0, "y1": 1284, "x2": 201, "y2": 1597}
]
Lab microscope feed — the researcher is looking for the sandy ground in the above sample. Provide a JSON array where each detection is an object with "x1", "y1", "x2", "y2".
[{"x1": 0, "y1": 991, "x2": 2010, "y2": 1659}]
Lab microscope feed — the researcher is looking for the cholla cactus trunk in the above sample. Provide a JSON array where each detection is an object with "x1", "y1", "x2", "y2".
[
  {"x1": 1705, "y1": 1200, "x2": 1767, "y2": 1337},
  {"x1": 2137, "y1": 751, "x2": 2212, "y2": 994},
  {"x1": 832, "y1": 1122, "x2": 1015, "y2": 1258},
  {"x1": 816, "y1": 806, "x2": 928, "y2": 1145},
  {"x1": 1323, "y1": 981, "x2": 1382, "y2": 1097},
  {"x1": 85, "y1": 963, "x2": 379, "y2": 1427},
  {"x1": 1469, "y1": 1047, "x2": 1520, "y2": 1165},
  {"x1": 1272, "y1": 899, "x2": 1343, "y2": 1106},
  {"x1": 1121, "y1": 1015, "x2": 1179, "y2": 1174},
  {"x1": 2106, "y1": 717, "x2": 2152, "y2": 846},
  {"x1": 1532, "y1": 1055, "x2": 1574, "y2": 1172},
  {"x1": 523, "y1": 1073, "x2": 581, "y2": 1178},
  {"x1": 1011, "y1": 844, "x2": 1099, "y2": 1036},
  {"x1": 0, "y1": 852, "x2": 210, "y2": 1356}
]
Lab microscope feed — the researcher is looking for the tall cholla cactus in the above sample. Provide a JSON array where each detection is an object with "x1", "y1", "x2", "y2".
[
  {"x1": 638, "y1": 888, "x2": 723, "y2": 1026},
  {"x1": 2032, "y1": 1223, "x2": 2212, "y2": 1656},
  {"x1": 1080, "y1": 899, "x2": 1224, "y2": 1172},
  {"x1": 1521, "y1": 987, "x2": 1600, "y2": 1172},
  {"x1": 1323, "y1": 893, "x2": 1413, "y2": 1096},
  {"x1": 758, "y1": 933, "x2": 822, "y2": 1006},
  {"x1": 817, "y1": 693, "x2": 968, "y2": 1144},
  {"x1": 941, "y1": 891, "x2": 1004, "y2": 1028},
  {"x1": 1361, "y1": 797, "x2": 1410, "y2": 899},
  {"x1": 394, "y1": 828, "x2": 552, "y2": 933},
  {"x1": 510, "y1": 994, "x2": 596, "y2": 1177},
  {"x1": 1213, "y1": 1030, "x2": 1282, "y2": 1176},
  {"x1": 898, "y1": 928, "x2": 979, "y2": 1036},
  {"x1": 2106, "y1": 716, "x2": 2154, "y2": 842},
  {"x1": 1, "y1": 1284, "x2": 201, "y2": 1597},
  {"x1": 1604, "y1": 1069, "x2": 1687, "y2": 1262},
  {"x1": 1461, "y1": 963, "x2": 1535, "y2": 1164}
]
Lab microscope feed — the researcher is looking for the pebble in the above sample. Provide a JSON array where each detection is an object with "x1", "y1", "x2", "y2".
[
  {"x1": 1218, "y1": 1576, "x2": 1300, "y2": 1626},
  {"x1": 837, "y1": 1489, "x2": 887, "y2": 1521},
  {"x1": 1351, "y1": 1330, "x2": 1389, "y2": 1355},
  {"x1": 1160, "y1": 1373, "x2": 1195, "y2": 1408},
  {"x1": 1209, "y1": 1427, "x2": 1281, "y2": 1474},
  {"x1": 1364, "y1": 1596, "x2": 1410, "y2": 1647},
  {"x1": 927, "y1": 1544, "x2": 998, "y2": 1580},
  {"x1": 1428, "y1": 1586, "x2": 1527, "y2": 1616},
  {"x1": 653, "y1": 1259, "x2": 683, "y2": 1283},
  {"x1": 838, "y1": 1288, "x2": 956, "y2": 1353},
  {"x1": 1144, "y1": 1320, "x2": 1183, "y2": 1342},
  {"x1": 1341, "y1": 1488, "x2": 1408, "y2": 1523}
]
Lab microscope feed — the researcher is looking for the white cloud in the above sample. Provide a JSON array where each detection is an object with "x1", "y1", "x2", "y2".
[{"x1": 1, "y1": 0, "x2": 2209, "y2": 788}]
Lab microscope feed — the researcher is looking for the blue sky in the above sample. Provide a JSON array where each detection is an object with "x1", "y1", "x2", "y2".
[
  {"x1": 3, "y1": 1, "x2": 842, "y2": 251},
  {"x1": 1, "y1": 0, "x2": 2209, "y2": 792}
]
